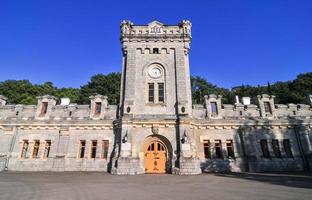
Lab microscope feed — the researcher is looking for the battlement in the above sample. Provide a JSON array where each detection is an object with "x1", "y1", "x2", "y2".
[
  {"x1": 0, "y1": 95, "x2": 117, "y2": 122},
  {"x1": 120, "y1": 20, "x2": 191, "y2": 42},
  {"x1": 193, "y1": 94, "x2": 312, "y2": 120}
]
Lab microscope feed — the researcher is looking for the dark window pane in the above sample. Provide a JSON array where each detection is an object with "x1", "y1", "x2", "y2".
[
  {"x1": 264, "y1": 102, "x2": 272, "y2": 114},
  {"x1": 203, "y1": 140, "x2": 211, "y2": 159},
  {"x1": 260, "y1": 140, "x2": 270, "y2": 158},
  {"x1": 211, "y1": 102, "x2": 218, "y2": 115},
  {"x1": 148, "y1": 83, "x2": 154, "y2": 103},
  {"x1": 283, "y1": 139, "x2": 293, "y2": 158},
  {"x1": 41, "y1": 102, "x2": 48, "y2": 115},
  {"x1": 272, "y1": 140, "x2": 281, "y2": 158},
  {"x1": 158, "y1": 83, "x2": 164, "y2": 103},
  {"x1": 215, "y1": 140, "x2": 223, "y2": 159},
  {"x1": 226, "y1": 140, "x2": 235, "y2": 158},
  {"x1": 95, "y1": 102, "x2": 102, "y2": 114}
]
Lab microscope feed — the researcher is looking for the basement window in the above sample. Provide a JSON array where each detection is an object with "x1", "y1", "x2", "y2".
[
  {"x1": 226, "y1": 140, "x2": 235, "y2": 158},
  {"x1": 283, "y1": 139, "x2": 293, "y2": 158},
  {"x1": 101, "y1": 140, "x2": 109, "y2": 159},
  {"x1": 272, "y1": 139, "x2": 282, "y2": 158},
  {"x1": 43, "y1": 140, "x2": 51, "y2": 158},
  {"x1": 79, "y1": 140, "x2": 86, "y2": 159},
  {"x1": 215, "y1": 140, "x2": 223, "y2": 159},
  {"x1": 20, "y1": 140, "x2": 29, "y2": 159},
  {"x1": 90, "y1": 140, "x2": 97, "y2": 159},
  {"x1": 32, "y1": 140, "x2": 40, "y2": 159},
  {"x1": 203, "y1": 140, "x2": 211, "y2": 159},
  {"x1": 260, "y1": 139, "x2": 270, "y2": 158}
]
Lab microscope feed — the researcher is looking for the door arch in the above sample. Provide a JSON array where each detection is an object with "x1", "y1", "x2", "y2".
[{"x1": 144, "y1": 140, "x2": 167, "y2": 174}]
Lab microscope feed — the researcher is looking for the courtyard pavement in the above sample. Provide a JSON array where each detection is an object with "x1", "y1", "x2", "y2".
[{"x1": 0, "y1": 172, "x2": 311, "y2": 200}]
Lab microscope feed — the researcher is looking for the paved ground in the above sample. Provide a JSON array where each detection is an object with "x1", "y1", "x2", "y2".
[{"x1": 0, "y1": 172, "x2": 311, "y2": 200}]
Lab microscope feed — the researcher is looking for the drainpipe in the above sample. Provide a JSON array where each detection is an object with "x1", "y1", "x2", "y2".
[
  {"x1": 294, "y1": 125, "x2": 310, "y2": 171},
  {"x1": 5, "y1": 126, "x2": 19, "y2": 171}
]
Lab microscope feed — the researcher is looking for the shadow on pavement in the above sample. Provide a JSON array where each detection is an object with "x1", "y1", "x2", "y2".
[{"x1": 213, "y1": 172, "x2": 312, "y2": 189}]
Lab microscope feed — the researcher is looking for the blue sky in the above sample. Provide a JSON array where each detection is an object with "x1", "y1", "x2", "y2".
[{"x1": 0, "y1": 0, "x2": 311, "y2": 89}]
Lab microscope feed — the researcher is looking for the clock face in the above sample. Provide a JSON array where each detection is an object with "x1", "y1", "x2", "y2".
[{"x1": 149, "y1": 67, "x2": 162, "y2": 78}]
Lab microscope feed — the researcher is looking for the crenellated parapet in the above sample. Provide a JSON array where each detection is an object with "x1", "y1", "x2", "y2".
[
  {"x1": 120, "y1": 20, "x2": 192, "y2": 55},
  {"x1": 0, "y1": 94, "x2": 117, "y2": 122},
  {"x1": 193, "y1": 94, "x2": 312, "y2": 121}
]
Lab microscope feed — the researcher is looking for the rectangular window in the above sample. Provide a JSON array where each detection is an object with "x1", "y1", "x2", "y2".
[
  {"x1": 272, "y1": 139, "x2": 282, "y2": 158},
  {"x1": 101, "y1": 140, "x2": 109, "y2": 159},
  {"x1": 153, "y1": 48, "x2": 159, "y2": 54},
  {"x1": 148, "y1": 83, "x2": 154, "y2": 103},
  {"x1": 211, "y1": 102, "x2": 218, "y2": 115},
  {"x1": 158, "y1": 83, "x2": 164, "y2": 103},
  {"x1": 20, "y1": 140, "x2": 29, "y2": 158},
  {"x1": 32, "y1": 140, "x2": 40, "y2": 159},
  {"x1": 79, "y1": 140, "x2": 86, "y2": 159},
  {"x1": 226, "y1": 140, "x2": 235, "y2": 158},
  {"x1": 95, "y1": 102, "x2": 102, "y2": 114},
  {"x1": 90, "y1": 140, "x2": 97, "y2": 159},
  {"x1": 215, "y1": 140, "x2": 223, "y2": 159},
  {"x1": 40, "y1": 102, "x2": 48, "y2": 115},
  {"x1": 260, "y1": 139, "x2": 270, "y2": 158},
  {"x1": 43, "y1": 140, "x2": 51, "y2": 158},
  {"x1": 283, "y1": 139, "x2": 293, "y2": 158},
  {"x1": 264, "y1": 102, "x2": 272, "y2": 114},
  {"x1": 203, "y1": 140, "x2": 211, "y2": 159},
  {"x1": 90, "y1": 140, "x2": 97, "y2": 158}
]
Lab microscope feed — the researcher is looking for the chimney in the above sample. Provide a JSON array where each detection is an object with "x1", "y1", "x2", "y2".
[
  {"x1": 60, "y1": 97, "x2": 70, "y2": 106},
  {"x1": 242, "y1": 97, "x2": 251, "y2": 105}
]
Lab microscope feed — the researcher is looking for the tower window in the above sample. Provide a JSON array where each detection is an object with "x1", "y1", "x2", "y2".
[
  {"x1": 148, "y1": 83, "x2": 155, "y2": 103},
  {"x1": 211, "y1": 102, "x2": 218, "y2": 115},
  {"x1": 32, "y1": 140, "x2": 40, "y2": 159},
  {"x1": 90, "y1": 140, "x2": 97, "y2": 159},
  {"x1": 283, "y1": 139, "x2": 293, "y2": 158},
  {"x1": 203, "y1": 140, "x2": 211, "y2": 159},
  {"x1": 40, "y1": 102, "x2": 48, "y2": 116},
  {"x1": 158, "y1": 83, "x2": 164, "y2": 103},
  {"x1": 78, "y1": 140, "x2": 86, "y2": 159},
  {"x1": 95, "y1": 102, "x2": 102, "y2": 115},
  {"x1": 226, "y1": 140, "x2": 235, "y2": 158},
  {"x1": 215, "y1": 140, "x2": 223, "y2": 159},
  {"x1": 152, "y1": 48, "x2": 159, "y2": 54},
  {"x1": 264, "y1": 102, "x2": 272, "y2": 114},
  {"x1": 272, "y1": 139, "x2": 281, "y2": 158},
  {"x1": 260, "y1": 139, "x2": 270, "y2": 158}
]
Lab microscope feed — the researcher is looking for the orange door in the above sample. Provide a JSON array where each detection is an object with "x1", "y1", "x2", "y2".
[{"x1": 144, "y1": 141, "x2": 167, "y2": 174}]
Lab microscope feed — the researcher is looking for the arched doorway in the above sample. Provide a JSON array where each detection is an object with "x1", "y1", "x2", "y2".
[{"x1": 144, "y1": 140, "x2": 167, "y2": 174}]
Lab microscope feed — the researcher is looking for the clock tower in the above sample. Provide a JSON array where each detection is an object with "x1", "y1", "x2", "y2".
[
  {"x1": 119, "y1": 20, "x2": 193, "y2": 118},
  {"x1": 114, "y1": 20, "x2": 200, "y2": 175}
]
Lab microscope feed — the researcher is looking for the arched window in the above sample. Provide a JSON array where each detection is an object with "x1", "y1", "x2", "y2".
[{"x1": 146, "y1": 64, "x2": 165, "y2": 104}]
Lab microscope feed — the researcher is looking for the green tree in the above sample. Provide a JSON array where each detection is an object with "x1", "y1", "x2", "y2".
[{"x1": 79, "y1": 73, "x2": 121, "y2": 104}]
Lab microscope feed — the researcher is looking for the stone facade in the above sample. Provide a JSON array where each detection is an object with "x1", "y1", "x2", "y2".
[{"x1": 0, "y1": 20, "x2": 311, "y2": 175}]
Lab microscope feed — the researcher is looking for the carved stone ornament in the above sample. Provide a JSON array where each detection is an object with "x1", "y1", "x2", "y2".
[{"x1": 152, "y1": 125, "x2": 159, "y2": 135}]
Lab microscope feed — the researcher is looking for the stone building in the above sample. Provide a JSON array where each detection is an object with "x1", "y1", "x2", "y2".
[{"x1": 0, "y1": 20, "x2": 312, "y2": 175}]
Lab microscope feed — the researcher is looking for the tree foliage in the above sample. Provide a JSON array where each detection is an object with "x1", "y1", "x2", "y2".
[{"x1": 0, "y1": 72, "x2": 311, "y2": 106}]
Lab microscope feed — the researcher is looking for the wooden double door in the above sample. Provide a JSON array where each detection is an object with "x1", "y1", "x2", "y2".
[{"x1": 144, "y1": 140, "x2": 167, "y2": 174}]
